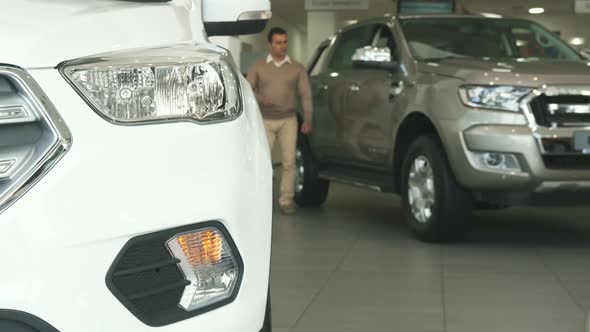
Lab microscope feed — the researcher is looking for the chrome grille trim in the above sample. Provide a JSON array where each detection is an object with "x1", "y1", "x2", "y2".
[
  {"x1": 0, "y1": 65, "x2": 72, "y2": 215},
  {"x1": 521, "y1": 85, "x2": 590, "y2": 129}
]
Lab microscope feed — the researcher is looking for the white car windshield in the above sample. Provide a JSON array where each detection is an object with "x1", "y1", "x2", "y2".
[{"x1": 401, "y1": 17, "x2": 584, "y2": 62}]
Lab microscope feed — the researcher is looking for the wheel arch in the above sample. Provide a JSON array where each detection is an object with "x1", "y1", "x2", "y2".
[{"x1": 393, "y1": 112, "x2": 448, "y2": 193}]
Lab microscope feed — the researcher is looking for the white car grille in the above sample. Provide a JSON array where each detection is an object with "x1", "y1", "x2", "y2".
[{"x1": 0, "y1": 66, "x2": 71, "y2": 214}]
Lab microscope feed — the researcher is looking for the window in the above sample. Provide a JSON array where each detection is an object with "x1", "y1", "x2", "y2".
[
  {"x1": 328, "y1": 26, "x2": 372, "y2": 70},
  {"x1": 400, "y1": 18, "x2": 582, "y2": 61},
  {"x1": 372, "y1": 25, "x2": 398, "y2": 60},
  {"x1": 309, "y1": 42, "x2": 331, "y2": 76},
  {"x1": 510, "y1": 27, "x2": 570, "y2": 60}
]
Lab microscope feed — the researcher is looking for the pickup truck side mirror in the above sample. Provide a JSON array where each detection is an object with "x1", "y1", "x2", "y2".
[
  {"x1": 202, "y1": 0, "x2": 271, "y2": 37},
  {"x1": 352, "y1": 46, "x2": 399, "y2": 71}
]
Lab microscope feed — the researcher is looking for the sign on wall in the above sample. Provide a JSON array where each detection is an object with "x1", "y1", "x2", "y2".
[
  {"x1": 305, "y1": 0, "x2": 369, "y2": 11},
  {"x1": 575, "y1": 0, "x2": 590, "y2": 14}
]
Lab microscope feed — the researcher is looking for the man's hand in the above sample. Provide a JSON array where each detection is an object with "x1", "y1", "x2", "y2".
[
  {"x1": 301, "y1": 121, "x2": 313, "y2": 135},
  {"x1": 260, "y1": 97, "x2": 274, "y2": 108}
]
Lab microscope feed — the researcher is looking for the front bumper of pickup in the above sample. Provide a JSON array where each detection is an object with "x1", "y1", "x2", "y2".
[{"x1": 438, "y1": 110, "x2": 590, "y2": 204}]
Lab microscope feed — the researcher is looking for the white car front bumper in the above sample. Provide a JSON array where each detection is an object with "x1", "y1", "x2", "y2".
[{"x1": 0, "y1": 68, "x2": 272, "y2": 332}]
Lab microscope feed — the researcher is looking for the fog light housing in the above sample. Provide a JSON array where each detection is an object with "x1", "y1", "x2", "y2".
[
  {"x1": 483, "y1": 152, "x2": 504, "y2": 167},
  {"x1": 166, "y1": 228, "x2": 240, "y2": 312},
  {"x1": 471, "y1": 151, "x2": 522, "y2": 172}
]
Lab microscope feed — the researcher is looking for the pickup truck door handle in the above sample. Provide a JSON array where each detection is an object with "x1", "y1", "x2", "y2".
[
  {"x1": 348, "y1": 84, "x2": 360, "y2": 93},
  {"x1": 390, "y1": 80, "x2": 405, "y2": 100}
]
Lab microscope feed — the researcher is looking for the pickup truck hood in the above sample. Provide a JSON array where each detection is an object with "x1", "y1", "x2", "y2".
[
  {"x1": 0, "y1": 0, "x2": 204, "y2": 69},
  {"x1": 419, "y1": 58, "x2": 590, "y2": 86}
]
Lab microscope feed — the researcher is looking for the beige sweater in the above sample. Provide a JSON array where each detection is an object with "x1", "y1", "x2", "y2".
[{"x1": 246, "y1": 58, "x2": 313, "y2": 123}]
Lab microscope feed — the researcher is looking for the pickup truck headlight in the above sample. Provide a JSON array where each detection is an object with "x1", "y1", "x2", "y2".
[
  {"x1": 60, "y1": 45, "x2": 242, "y2": 125},
  {"x1": 459, "y1": 85, "x2": 532, "y2": 112}
]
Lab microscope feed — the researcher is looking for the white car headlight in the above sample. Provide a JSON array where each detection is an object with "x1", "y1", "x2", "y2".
[
  {"x1": 60, "y1": 45, "x2": 242, "y2": 124},
  {"x1": 459, "y1": 85, "x2": 532, "y2": 112}
]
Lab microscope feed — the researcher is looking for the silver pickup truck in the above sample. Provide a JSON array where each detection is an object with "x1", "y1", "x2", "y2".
[{"x1": 296, "y1": 14, "x2": 590, "y2": 242}]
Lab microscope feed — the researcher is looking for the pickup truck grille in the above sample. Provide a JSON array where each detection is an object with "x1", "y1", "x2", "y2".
[
  {"x1": 543, "y1": 155, "x2": 590, "y2": 170},
  {"x1": 529, "y1": 93, "x2": 590, "y2": 128},
  {"x1": 0, "y1": 66, "x2": 71, "y2": 214}
]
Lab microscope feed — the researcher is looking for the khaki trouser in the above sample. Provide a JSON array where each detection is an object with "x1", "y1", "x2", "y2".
[{"x1": 264, "y1": 116, "x2": 298, "y2": 207}]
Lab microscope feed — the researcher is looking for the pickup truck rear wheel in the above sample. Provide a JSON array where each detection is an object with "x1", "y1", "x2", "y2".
[
  {"x1": 401, "y1": 135, "x2": 472, "y2": 242},
  {"x1": 294, "y1": 136, "x2": 330, "y2": 208}
]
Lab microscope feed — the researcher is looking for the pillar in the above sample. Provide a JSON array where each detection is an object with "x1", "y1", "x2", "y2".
[{"x1": 306, "y1": 11, "x2": 337, "y2": 61}]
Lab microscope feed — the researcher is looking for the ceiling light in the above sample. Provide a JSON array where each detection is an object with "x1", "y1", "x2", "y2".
[
  {"x1": 346, "y1": 20, "x2": 358, "y2": 25},
  {"x1": 569, "y1": 37, "x2": 585, "y2": 46},
  {"x1": 529, "y1": 7, "x2": 545, "y2": 14}
]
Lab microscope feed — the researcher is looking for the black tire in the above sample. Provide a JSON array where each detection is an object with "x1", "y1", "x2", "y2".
[
  {"x1": 401, "y1": 135, "x2": 472, "y2": 242},
  {"x1": 260, "y1": 291, "x2": 272, "y2": 332},
  {"x1": 294, "y1": 135, "x2": 330, "y2": 208}
]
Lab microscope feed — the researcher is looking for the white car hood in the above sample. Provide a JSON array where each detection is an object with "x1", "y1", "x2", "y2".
[{"x1": 1, "y1": 0, "x2": 206, "y2": 69}]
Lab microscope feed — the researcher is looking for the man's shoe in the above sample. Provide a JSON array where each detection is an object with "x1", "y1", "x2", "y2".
[{"x1": 280, "y1": 203, "x2": 297, "y2": 215}]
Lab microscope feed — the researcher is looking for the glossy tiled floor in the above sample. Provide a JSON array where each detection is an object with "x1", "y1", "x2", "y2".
[{"x1": 270, "y1": 183, "x2": 590, "y2": 332}]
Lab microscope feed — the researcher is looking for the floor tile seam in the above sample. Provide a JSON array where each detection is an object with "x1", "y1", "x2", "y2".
[
  {"x1": 535, "y1": 248, "x2": 587, "y2": 316},
  {"x1": 290, "y1": 232, "x2": 363, "y2": 329}
]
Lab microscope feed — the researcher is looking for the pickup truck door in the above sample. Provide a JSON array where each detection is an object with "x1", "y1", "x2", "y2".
[
  {"x1": 307, "y1": 41, "x2": 336, "y2": 160},
  {"x1": 307, "y1": 39, "x2": 342, "y2": 161},
  {"x1": 341, "y1": 24, "x2": 405, "y2": 168},
  {"x1": 315, "y1": 25, "x2": 374, "y2": 162}
]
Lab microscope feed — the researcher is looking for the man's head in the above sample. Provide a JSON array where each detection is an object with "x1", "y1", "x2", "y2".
[{"x1": 267, "y1": 27, "x2": 288, "y2": 59}]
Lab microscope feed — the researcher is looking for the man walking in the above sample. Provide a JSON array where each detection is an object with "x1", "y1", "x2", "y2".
[{"x1": 247, "y1": 27, "x2": 313, "y2": 215}]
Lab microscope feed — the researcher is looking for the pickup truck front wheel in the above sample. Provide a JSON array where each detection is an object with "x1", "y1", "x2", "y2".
[
  {"x1": 294, "y1": 136, "x2": 330, "y2": 208},
  {"x1": 401, "y1": 135, "x2": 472, "y2": 242}
]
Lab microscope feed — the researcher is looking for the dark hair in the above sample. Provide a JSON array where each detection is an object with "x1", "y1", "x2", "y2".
[{"x1": 267, "y1": 27, "x2": 287, "y2": 43}]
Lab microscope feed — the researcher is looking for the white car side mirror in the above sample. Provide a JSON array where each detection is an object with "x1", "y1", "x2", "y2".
[{"x1": 202, "y1": 0, "x2": 271, "y2": 36}]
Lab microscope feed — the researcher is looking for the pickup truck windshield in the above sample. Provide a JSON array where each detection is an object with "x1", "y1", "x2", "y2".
[{"x1": 400, "y1": 17, "x2": 583, "y2": 62}]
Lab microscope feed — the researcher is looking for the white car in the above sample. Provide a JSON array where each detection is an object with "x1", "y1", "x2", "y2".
[{"x1": 0, "y1": 1, "x2": 273, "y2": 331}]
